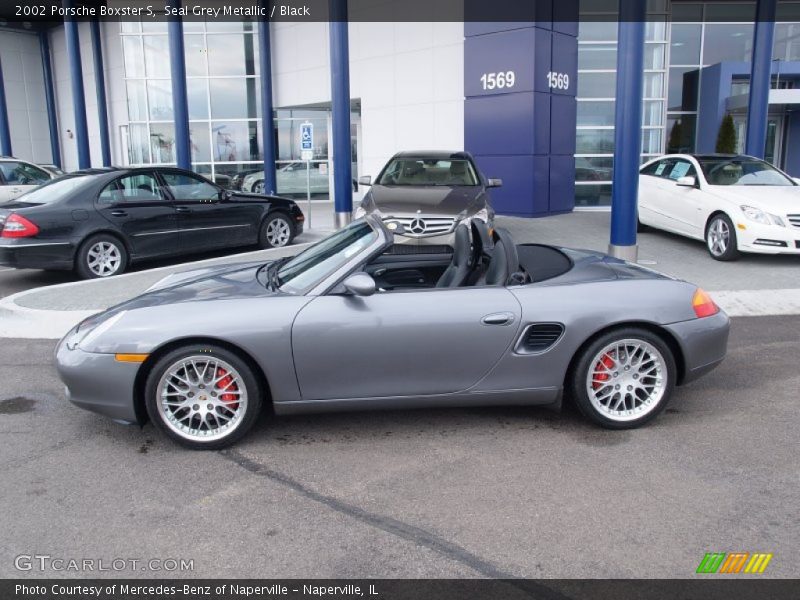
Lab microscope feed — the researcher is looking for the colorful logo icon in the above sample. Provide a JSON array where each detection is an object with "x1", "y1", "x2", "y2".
[{"x1": 696, "y1": 552, "x2": 773, "y2": 574}]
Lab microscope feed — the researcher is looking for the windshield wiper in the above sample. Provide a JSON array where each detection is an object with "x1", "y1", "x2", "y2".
[{"x1": 259, "y1": 257, "x2": 290, "y2": 290}]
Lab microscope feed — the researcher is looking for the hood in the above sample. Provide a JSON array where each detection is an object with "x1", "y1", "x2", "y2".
[
  {"x1": 707, "y1": 185, "x2": 800, "y2": 214},
  {"x1": 365, "y1": 184, "x2": 486, "y2": 216}
]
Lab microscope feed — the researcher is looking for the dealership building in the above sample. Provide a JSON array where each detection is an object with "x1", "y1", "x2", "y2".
[{"x1": 0, "y1": 0, "x2": 799, "y2": 219}]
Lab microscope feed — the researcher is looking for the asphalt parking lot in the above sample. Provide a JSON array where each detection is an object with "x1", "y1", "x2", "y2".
[{"x1": 0, "y1": 315, "x2": 798, "y2": 578}]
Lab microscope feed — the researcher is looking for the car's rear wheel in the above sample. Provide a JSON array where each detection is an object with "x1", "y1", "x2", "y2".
[
  {"x1": 75, "y1": 234, "x2": 128, "y2": 279},
  {"x1": 705, "y1": 214, "x2": 740, "y2": 261},
  {"x1": 258, "y1": 213, "x2": 294, "y2": 248},
  {"x1": 253, "y1": 180, "x2": 265, "y2": 195},
  {"x1": 571, "y1": 328, "x2": 676, "y2": 429},
  {"x1": 144, "y1": 345, "x2": 262, "y2": 450}
]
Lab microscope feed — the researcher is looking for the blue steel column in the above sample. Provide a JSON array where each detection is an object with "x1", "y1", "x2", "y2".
[
  {"x1": 745, "y1": 0, "x2": 778, "y2": 158},
  {"x1": 608, "y1": 0, "x2": 646, "y2": 262},
  {"x1": 167, "y1": 1, "x2": 191, "y2": 170},
  {"x1": 329, "y1": 0, "x2": 353, "y2": 228},
  {"x1": 258, "y1": 9, "x2": 278, "y2": 195},
  {"x1": 39, "y1": 32, "x2": 61, "y2": 168},
  {"x1": 64, "y1": 1, "x2": 91, "y2": 169},
  {"x1": 90, "y1": 20, "x2": 111, "y2": 166},
  {"x1": 0, "y1": 57, "x2": 12, "y2": 156}
]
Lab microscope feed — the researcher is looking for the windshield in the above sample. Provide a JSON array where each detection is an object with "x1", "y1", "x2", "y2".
[
  {"x1": 14, "y1": 174, "x2": 95, "y2": 203},
  {"x1": 377, "y1": 158, "x2": 479, "y2": 186},
  {"x1": 277, "y1": 220, "x2": 378, "y2": 294},
  {"x1": 698, "y1": 157, "x2": 795, "y2": 186}
]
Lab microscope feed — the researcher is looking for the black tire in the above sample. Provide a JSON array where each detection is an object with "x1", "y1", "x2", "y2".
[
  {"x1": 705, "y1": 213, "x2": 740, "y2": 261},
  {"x1": 144, "y1": 345, "x2": 263, "y2": 450},
  {"x1": 253, "y1": 180, "x2": 265, "y2": 195},
  {"x1": 258, "y1": 212, "x2": 294, "y2": 249},
  {"x1": 570, "y1": 327, "x2": 676, "y2": 430},
  {"x1": 75, "y1": 234, "x2": 128, "y2": 279}
]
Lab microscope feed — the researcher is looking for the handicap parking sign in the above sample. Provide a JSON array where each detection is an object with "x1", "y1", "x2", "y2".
[{"x1": 301, "y1": 122, "x2": 313, "y2": 152}]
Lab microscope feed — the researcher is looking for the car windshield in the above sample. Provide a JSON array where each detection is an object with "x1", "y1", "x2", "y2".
[
  {"x1": 697, "y1": 157, "x2": 795, "y2": 186},
  {"x1": 377, "y1": 158, "x2": 479, "y2": 186},
  {"x1": 277, "y1": 220, "x2": 378, "y2": 294},
  {"x1": 12, "y1": 174, "x2": 95, "y2": 203}
]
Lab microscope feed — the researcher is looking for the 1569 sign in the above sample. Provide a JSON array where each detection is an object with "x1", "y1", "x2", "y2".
[
  {"x1": 479, "y1": 70, "x2": 517, "y2": 91},
  {"x1": 546, "y1": 71, "x2": 570, "y2": 91}
]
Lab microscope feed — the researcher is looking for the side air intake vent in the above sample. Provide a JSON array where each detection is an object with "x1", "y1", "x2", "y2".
[{"x1": 517, "y1": 323, "x2": 565, "y2": 354}]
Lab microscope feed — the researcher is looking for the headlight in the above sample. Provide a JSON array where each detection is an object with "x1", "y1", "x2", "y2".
[
  {"x1": 740, "y1": 205, "x2": 785, "y2": 227},
  {"x1": 472, "y1": 208, "x2": 490, "y2": 223},
  {"x1": 353, "y1": 206, "x2": 366, "y2": 219},
  {"x1": 65, "y1": 311, "x2": 126, "y2": 351}
]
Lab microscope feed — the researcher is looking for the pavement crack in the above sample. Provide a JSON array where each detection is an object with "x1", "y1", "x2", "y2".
[{"x1": 221, "y1": 448, "x2": 573, "y2": 600}]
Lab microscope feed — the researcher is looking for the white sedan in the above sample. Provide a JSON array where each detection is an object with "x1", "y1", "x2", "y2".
[{"x1": 638, "y1": 153, "x2": 800, "y2": 260}]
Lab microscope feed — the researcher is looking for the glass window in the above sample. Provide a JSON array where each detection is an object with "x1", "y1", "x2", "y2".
[
  {"x1": 670, "y1": 24, "x2": 702, "y2": 65},
  {"x1": 646, "y1": 19, "x2": 667, "y2": 42},
  {"x1": 574, "y1": 183, "x2": 612, "y2": 207},
  {"x1": 641, "y1": 128, "x2": 663, "y2": 154},
  {"x1": 122, "y1": 36, "x2": 144, "y2": 77},
  {"x1": 577, "y1": 72, "x2": 617, "y2": 98},
  {"x1": 150, "y1": 123, "x2": 176, "y2": 163},
  {"x1": 705, "y1": 3, "x2": 756, "y2": 22},
  {"x1": 126, "y1": 80, "x2": 147, "y2": 121},
  {"x1": 0, "y1": 161, "x2": 50, "y2": 185},
  {"x1": 187, "y1": 79, "x2": 209, "y2": 120},
  {"x1": 642, "y1": 100, "x2": 664, "y2": 126},
  {"x1": 206, "y1": 34, "x2": 257, "y2": 76},
  {"x1": 576, "y1": 129, "x2": 615, "y2": 154},
  {"x1": 703, "y1": 24, "x2": 754, "y2": 65},
  {"x1": 575, "y1": 157, "x2": 613, "y2": 182},
  {"x1": 640, "y1": 159, "x2": 665, "y2": 176},
  {"x1": 161, "y1": 171, "x2": 220, "y2": 200},
  {"x1": 210, "y1": 78, "x2": 260, "y2": 119},
  {"x1": 671, "y1": 3, "x2": 703, "y2": 22},
  {"x1": 644, "y1": 43, "x2": 665, "y2": 70},
  {"x1": 578, "y1": 44, "x2": 616, "y2": 70},
  {"x1": 668, "y1": 67, "x2": 699, "y2": 111},
  {"x1": 183, "y1": 35, "x2": 208, "y2": 77},
  {"x1": 189, "y1": 124, "x2": 212, "y2": 163},
  {"x1": 141, "y1": 22, "x2": 167, "y2": 33},
  {"x1": 376, "y1": 159, "x2": 479, "y2": 186},
  {"x1": 577, "y1": 101, "x2": 615, "y2": 126},
  {"x1": 666, "y1": 114, "x2": 697, "y2": 153},
  {"x1": 147, "y1": 80, "x2": 173, "y2": 121},
  {"x1": 773, "y1": 23, "x2": 800, "y2": 61},
  {"x1": 120, "y1": 22, "x2": 141, "y2": 34},
  {"x1": 665, "y1": 159, "x2": 696, "y2": 180},
  {"x1": 206, "y1": 21, "x2": 255, "y2": 33},
  {"x1": 698, "y1": 157, "x2": 795, "y2": 186},
  {"x1": 99, "y1": 173, "x2": 163, "y2": 204},
  {"x1": 128, "y1": 124, "x2": 150, "y2": 164},
  {"x1": 212, "y1": 121, "x2": 261, "y2": 162},
  {"x1": 643, "y1": 72, "x2": 664, "y2": 98},
  {"x1": 8, "y1": 174, "x2": 92, "y2": 203},
  {"x1": 143, "y1": 35, "x2": 170, "y2": 78},
  {"x1": 578, "y1": 21, "x2": 618, "y2": 42}
]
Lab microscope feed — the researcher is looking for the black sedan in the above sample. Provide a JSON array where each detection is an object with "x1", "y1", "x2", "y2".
[{"x1": 0, "y1": 167, "x2": 304, "y2": 279}]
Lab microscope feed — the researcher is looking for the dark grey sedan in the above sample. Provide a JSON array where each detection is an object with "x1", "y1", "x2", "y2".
[{"x1": 56, "y1": 215, "x2": 729, "y2": 449}]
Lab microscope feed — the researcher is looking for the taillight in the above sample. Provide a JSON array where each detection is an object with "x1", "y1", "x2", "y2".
[
  {"x1": 1, "y1": 214, "x2": 40, "y2": 238},
  {"x1": 692, "y1": 288, "x2": 719, "y2": 318}
]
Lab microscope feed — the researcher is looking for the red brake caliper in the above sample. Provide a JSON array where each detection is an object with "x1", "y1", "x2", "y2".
[
  {"x1": 216, "y1": 368, "x2": 239, "y2": 410},
  {"x1": 592, "y1": 353, "x2": 615, "y2": 390}
]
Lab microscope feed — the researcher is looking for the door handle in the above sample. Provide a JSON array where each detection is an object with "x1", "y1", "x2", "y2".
[
  {"x1": 481, "y1": 312, "x2": 515, "y2": 326},
  {"x1": 175, "y1": 206, "x2": 192, "y2": 213},
  {"x1": 110, "y1": 210, "x2": 128, "y2": 217}
]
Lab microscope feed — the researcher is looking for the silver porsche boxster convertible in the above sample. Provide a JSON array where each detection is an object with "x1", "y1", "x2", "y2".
[{"x1": 56, "y1": 215, "x2": 729, "y2": 449}]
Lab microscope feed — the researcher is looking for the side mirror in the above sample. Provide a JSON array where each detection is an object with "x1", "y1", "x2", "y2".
[
  {"x1": 358, "y1": 175, "x2": 372, "y2": 186},
  {"x1": 676, "y1": 176, "x2": 697, "y2": 187},
  {"x1": 342, "y1": 272, "x2": 376, "y2": 297},
  {"x1": 487, "y1": 178, "x2": 503, "y2": 188}
]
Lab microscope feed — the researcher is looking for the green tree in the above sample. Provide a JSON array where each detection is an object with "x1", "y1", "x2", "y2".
[
  {"x1": 716, "y1": 114, "x2": 737, "y2": 154},
  {"x1": 668, "y1": 120, "x2": 683, "y2": 153}
]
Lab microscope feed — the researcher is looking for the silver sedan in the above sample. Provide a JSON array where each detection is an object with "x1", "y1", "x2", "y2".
[{"x1": 56, "y1": 215, "x2": 729, "y2": 449}]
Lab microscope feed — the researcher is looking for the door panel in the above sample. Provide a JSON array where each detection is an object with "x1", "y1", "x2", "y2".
[
  {"x1": 291, "y1": 287, "x2": 522, "y2": 400},
  {"x1": 95, "y1": 172, "x2": 179, "y2": 258},
  {"x1": 661, "y1": 159, "x2": 703, "y2": 236},
  {"x1": 160, "y1": 171, "x2": 259, "y2": 252}
]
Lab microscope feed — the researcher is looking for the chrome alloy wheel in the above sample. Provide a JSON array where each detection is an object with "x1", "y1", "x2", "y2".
[
  {"x1": 156, "y1": 356, "x2": 248, "y2": 442},
  {"x1": 707, "y1": 217, "x2": 730, "y2": 257},
  {"x1": 585, "y1": 339, "x2": 667, "y2": 422},
  {"x1": 86, "y1": 241, "x2": 122, "y2": 277},
  {"x1": 253, "y1": 181, "x2": 265, "y2": 194},
  {"x1": 266, "y1": 218, "x2": 291, "y2": 247}
]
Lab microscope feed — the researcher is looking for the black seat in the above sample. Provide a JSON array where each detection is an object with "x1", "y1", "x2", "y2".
[
  {"x1": 479, "y1": 227, "x2": 522, "y2": 286},
  {"x1": 436, "y1": 224, "x2": 472, "y2": 288}
]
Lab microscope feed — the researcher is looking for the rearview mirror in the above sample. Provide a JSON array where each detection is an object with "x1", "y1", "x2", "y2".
[
  {"x1": 358, "y1": 175, "x2": 372, "y2": 186},
  {"x1": 342, "y1": 272, "x2": 376, "y2": 296},
  {"x1": 676, "y1": 176, "x2": 696, "y2": 187},
  {"x1": 487, "y1": 178, "x2": 503, "y2": 188}
]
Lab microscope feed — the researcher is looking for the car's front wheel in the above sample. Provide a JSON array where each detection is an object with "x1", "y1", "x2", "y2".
[
  {"x1": 144, "y1": 345, "x2": 263, "y2": 450},
  {"x1": 75, "y1": 234, "x2": 128, "y2": 279},
  {"x1": 705, "y1": 213, "x2": 740, "y2": 261},
  {"x1": 570, "y1": 328, "x2": 676, "y2": 429},
  {"x1": 253, "y1": 180, "x2": 265, "y2": 195},
  {"x1": 258, "y1": 213, "x2": 294, "y2": 248}
]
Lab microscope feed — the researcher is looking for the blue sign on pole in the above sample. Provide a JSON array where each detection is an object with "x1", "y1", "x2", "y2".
[{"x1": 300, "y1": 122, "x2": 313, "y2": 158}]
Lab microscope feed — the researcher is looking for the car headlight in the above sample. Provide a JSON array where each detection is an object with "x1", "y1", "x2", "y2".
[
  {"x1": 740, "y1": 205, "x2": 785, "y2": 227},
  {"x1": 64, "y1": 311, "x2": 126, "y2": 351},
  {"x1": 353, "y1": 206, "x2": 366, "y2": 219},
  {"x1": 472, "y1": 208, "x2": 490, "y2": 223}
]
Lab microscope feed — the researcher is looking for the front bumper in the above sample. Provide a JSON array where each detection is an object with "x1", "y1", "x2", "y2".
[
  {"x1": 737, "y1": 222, "x2": 800, "y2": 254},
  {"x1": 0, "y1": 240, "x2": 74, "y2": 270},
  {"x1": 55, "y1": 336, "x2": 142, "y2": 424},
  {"x1": 664, "y1": 310, "x2": 730, "y2": 385},
  {"x1": 393, "y1": 231, "x2": 456, "y2": 247}
]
